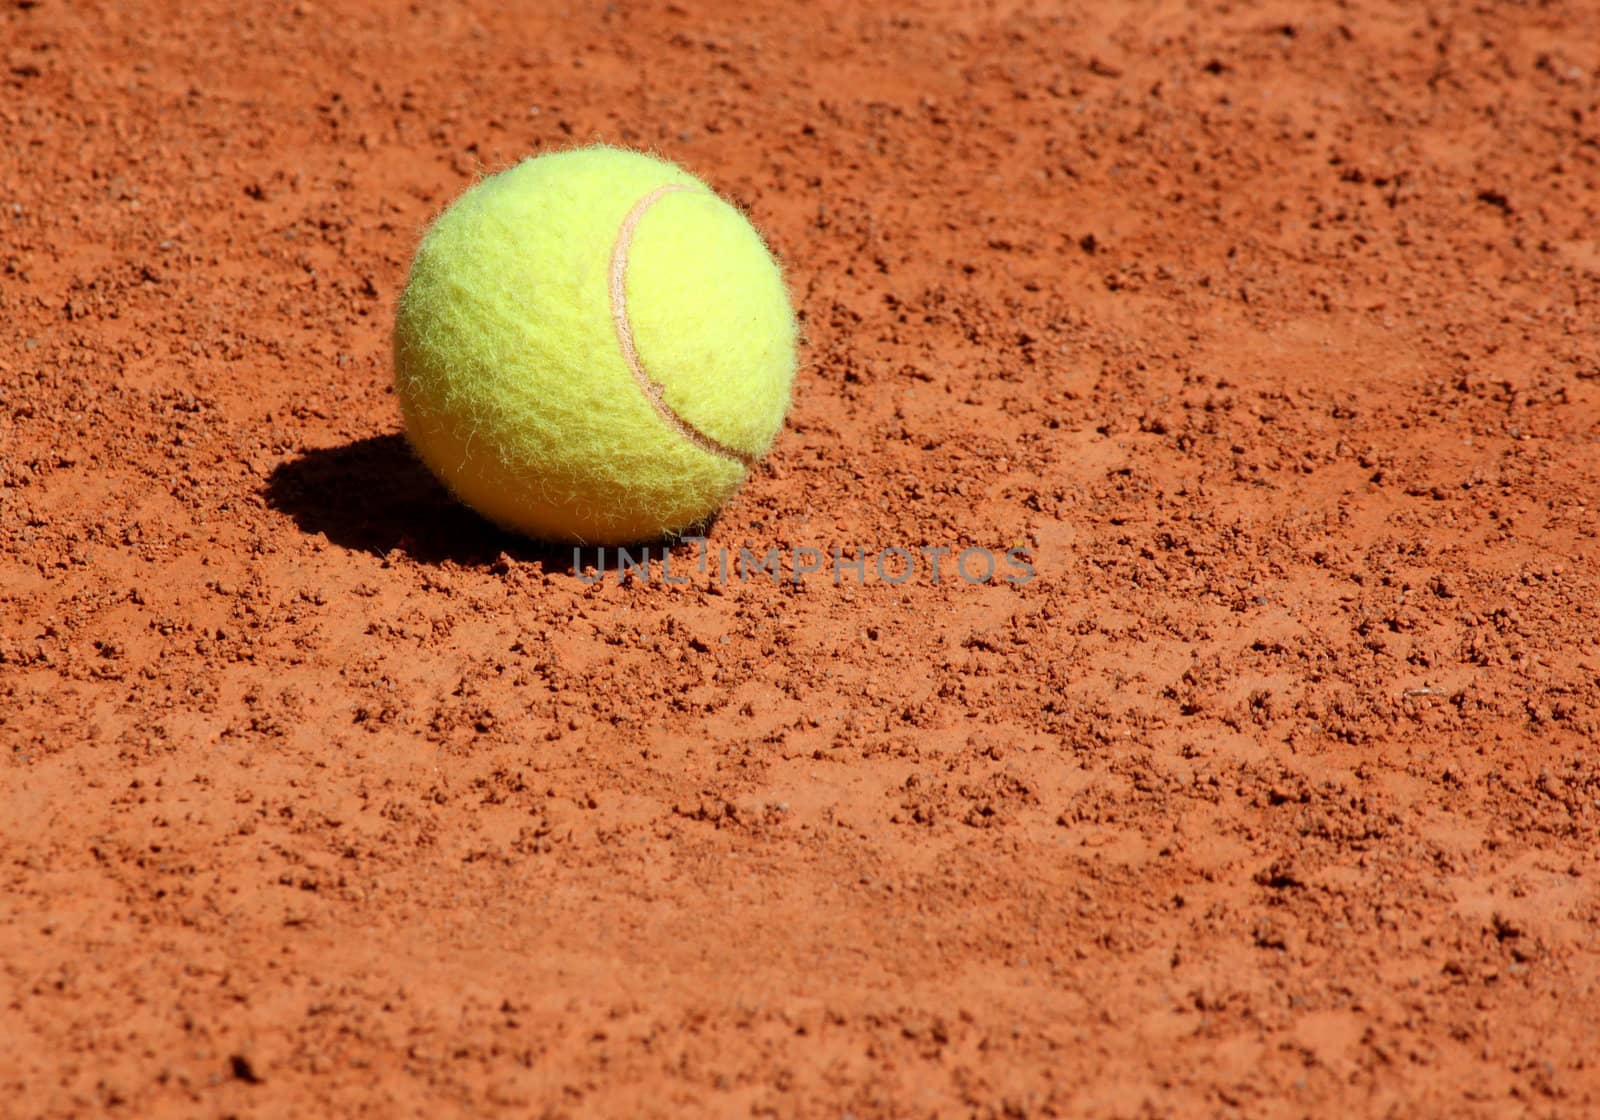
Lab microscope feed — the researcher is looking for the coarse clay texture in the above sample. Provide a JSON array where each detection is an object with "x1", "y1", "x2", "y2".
[{"x1": 3, "y1": 1, "x2": 1600, "y2": 1116}]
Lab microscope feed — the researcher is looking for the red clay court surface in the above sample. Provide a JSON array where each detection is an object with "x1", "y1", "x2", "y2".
[{"x1": 3, "y1": 1, "x2": 1600, "y2": 1116}]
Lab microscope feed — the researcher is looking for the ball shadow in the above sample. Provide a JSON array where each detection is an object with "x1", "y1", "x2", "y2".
[
  {"x1": 263, "y1": 432, "x2": 716, "y2": 572},
  {"x1": 263, "y1": 433, "x2": 568, "y2": 568}
]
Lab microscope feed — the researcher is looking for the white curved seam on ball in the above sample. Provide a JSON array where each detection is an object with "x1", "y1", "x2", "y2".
[{"x1": 609, "y1": 183, "x2": 756, "y2": 468}]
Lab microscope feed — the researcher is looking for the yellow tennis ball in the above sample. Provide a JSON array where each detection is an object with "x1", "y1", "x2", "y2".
[{"x1": 393, "y1": 146, "x2": 798, "y2": 545}]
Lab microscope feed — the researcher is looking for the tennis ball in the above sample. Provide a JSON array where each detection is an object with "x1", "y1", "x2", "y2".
[{"x1": 393, "y1": 146, "x2": 798, "y2": 545}]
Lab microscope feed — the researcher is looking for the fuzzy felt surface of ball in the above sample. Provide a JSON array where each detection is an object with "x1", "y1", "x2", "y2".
[{"x1": 393, "y1": 146, "x2": 798, "y2": 545}]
